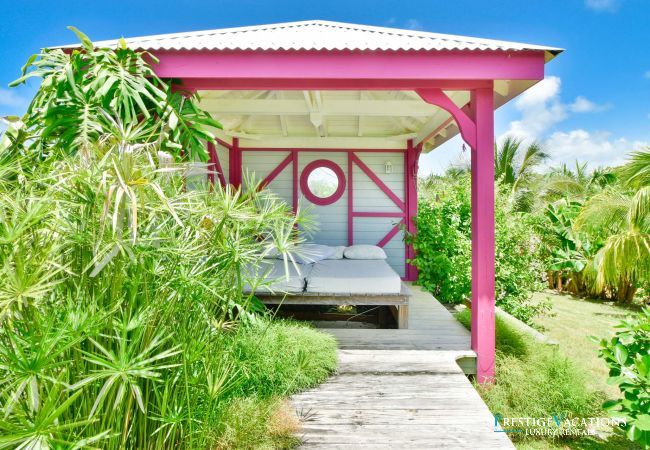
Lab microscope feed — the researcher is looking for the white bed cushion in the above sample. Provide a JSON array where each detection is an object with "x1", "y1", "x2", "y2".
[
  {"x1": 326, "y1": 246, "x2": 346, "y2": 260},
  {"x1": 306, "y1": 259, "x2": 401, "y2": 295},
  {"x1": 243, "y1": 260, "x2": 311, "y2": 293},
  {"x1": 286, "y1": 244, "x2": 336, "y2": 264},
  {"x1": 343, "y1": 244, "x2": 387, "y2": 260}
]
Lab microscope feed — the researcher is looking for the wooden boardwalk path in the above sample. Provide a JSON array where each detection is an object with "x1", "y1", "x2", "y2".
[{"x1": 292, "y1": 284, "x2": 514, "y2": 449}]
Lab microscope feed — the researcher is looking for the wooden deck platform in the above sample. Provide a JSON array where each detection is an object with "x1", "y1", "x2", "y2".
[{"x1": 291, "y1": 284, "x2": 514, "y2": 449}]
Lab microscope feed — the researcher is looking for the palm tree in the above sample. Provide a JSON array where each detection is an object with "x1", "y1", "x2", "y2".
[
  {"x1": 618, "y1": 148, "x2": 650, "y2": 188},
  {"x1": 575, "y1": 151, "x2": 650, "y2": 303},
  {"x1": 494, "y1": 136, "x2": 549, "y2": 212},
  {"x1": 544, "y1": 161, "x2": 616, "y2": 201},
  {"x1": 494, "y1": 136, "x2": 549, "y2": 191}
]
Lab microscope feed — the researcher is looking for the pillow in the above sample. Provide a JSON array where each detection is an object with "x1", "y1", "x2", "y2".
[
  {"x1": 285, "y1": 244, "x2": 336, "y2": 264},
  {"x1": 326, "y1": 246, "x2": 346, "y2": 260},
  {"x1": 343, "y1": 244, "x2": 387, "y2": 260}
]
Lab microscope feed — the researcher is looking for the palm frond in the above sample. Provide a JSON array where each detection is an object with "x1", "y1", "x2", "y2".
[
  {"x1": 574, "y1": 189, "x2": 631, "y2": 234},
  {"x1": 593, "y1": 231, "x2": 650, "y2": 289},
  {"x1": 617, "y1": 148, "x2": 650, "y2": 189}
]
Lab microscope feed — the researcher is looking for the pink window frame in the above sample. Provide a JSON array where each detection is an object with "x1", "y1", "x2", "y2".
[{"x1": 299, "y1": 159, "x2": 346, "y2": 206}]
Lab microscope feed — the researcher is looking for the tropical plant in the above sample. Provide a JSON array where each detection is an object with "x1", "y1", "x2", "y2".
[
  {"x1": 493, "y1": 136, "x2": 549, "y2": 212},
  {"x1": 411, "y1": 174, "x2": 545, "y2": 323},
  {"x1": 0, "y1": 28, "x2": 336, "y2": 449},
  {"x1": 542, "y1": 199, "x2": 599, "y2": 294},
  {"x1": 618, "y1": 148, "x2": 650, "y2": 189},
  {"x1": 575, "y1": 182, "x2": 650, "y2": 303},
  {"x1": 543, "y1": 160, "x2": 615, "y2": 202},
  {"x1": 494, "y1": 136, "x2": 549, "y2": 191},
  {"x1": 3, "y1": 26, "x2": 219, "y2": 163},
  {"x1": 597, "y1": 308, "x2": 650, "y2": 448}
]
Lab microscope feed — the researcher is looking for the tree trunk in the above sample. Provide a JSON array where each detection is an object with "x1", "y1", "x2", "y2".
[
  {"x1": 547, "y1": 271, "x2": 555, "y2": 289},
  {"x1": 556, "y1": 273, "x2": 563, "y2": 292},
  {"x1": 616, "y1": 279, "x2": 637, "y2": 304}
]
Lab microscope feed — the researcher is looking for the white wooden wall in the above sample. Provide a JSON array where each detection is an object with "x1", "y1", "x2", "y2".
[
  {"x1": 352, "y1": 152, "x2": 406, "y2": 277},
  {"x1": 239, "y1": 150, "x2": 406, "y2": 276}
]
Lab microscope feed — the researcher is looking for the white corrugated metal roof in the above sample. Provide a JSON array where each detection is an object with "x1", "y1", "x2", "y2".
[{"x1": 56, "y1": 20, "x2": 562, "y2": 57}]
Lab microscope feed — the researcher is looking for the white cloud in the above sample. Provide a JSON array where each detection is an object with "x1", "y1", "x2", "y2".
[
  {"x1": 644, "y1": 70, "x2": 650, "y2": 79},
  {"x1": 499, "y1": 75, "x2": 646, "y2": 169},
  {"x1": 503, "y1": 76, "x2": 567, "y2": 141},
  {"x1": 569, "y1": 96, "x2": 609, "y2": 113},
  {"x1": 585, "y1": 0, "x2": 619, "y2": 12},
  {"x1": 0, "y1": 89, "x2": 27, "y2": 108},
  {"x1": 545, "y1": 129, "x2": 647, "y2": 168},
  {"x1": 385, "y1": 17, "x2": 423, "y2": 30},
  {"x1": 405, "y1": 19, "x2": 423, "y2": 31},
  {"x1": 502, "y1": 77, "x2": 610, "y2": 143}
]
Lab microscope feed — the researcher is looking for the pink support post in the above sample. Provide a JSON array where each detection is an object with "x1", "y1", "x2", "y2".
[
  {"x1": 229, "y1": 138, "x2": 242, "y2": 188},
  {"x1": 347, "y1": 152, "x2": 354, "y2": 246},
  {"x1": 292, "y1": 151, "x2": 298, "y2": 213},
  {"x1": 207, "y1": 142, "x2": 226, "y2": 187},
  {"x1": 405, "y1": 140, "x2": 421, "y2": 281},
  {"x1": 471, "y1": 87, "x2": 496, "y2": 383}
]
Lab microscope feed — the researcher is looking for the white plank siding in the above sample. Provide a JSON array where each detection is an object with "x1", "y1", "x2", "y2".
[
  {"x1": 216, "y1": 142, "x2": 229, "y2": 182},
  {"x1": 240, "y1": 150, "x2": 407, "y2": 275},
  {"x1": 242, "y1": 151, "x2": 294, "y2": 205},
  {"x1": 353, "y1": 152, "x2": 406, "y2": 276},
  {"x1": 297, "y1": 152, "x2": 349, "y2": 247}
]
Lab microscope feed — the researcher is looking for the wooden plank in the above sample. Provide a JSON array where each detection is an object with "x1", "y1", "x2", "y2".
[
  {"x1": 287, "y1": 285, "x2": 513, "y2": 449},
  {"x1": 260, "y1": 295, "x2": 408, "y2": 306},
  {"x1": 258, "y1": 283, "x2": 411, "y2": 306}
]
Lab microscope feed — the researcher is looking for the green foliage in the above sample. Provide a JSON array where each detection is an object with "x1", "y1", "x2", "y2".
[
  {"x1": 597, "y1": 308, "x2": 650, "y2": 448},
  {"x1": 0, "y1": 29, "x2": 337, "y2": 449},
  {"x1": 410, "y1": 174, "x2": 544, "y2": 323},
  {"x1": 495, "y1": 136, "x2": 548, "y2": 192},
  {"x1": 457, "y1": 309, "x2": 603, "y2": 444},
  {"x1": 3, "y1": 27, "x2": 220, "y2": 162},
  {"x1": 410, "y1": 177, "x2": 472, "y2": 303}
]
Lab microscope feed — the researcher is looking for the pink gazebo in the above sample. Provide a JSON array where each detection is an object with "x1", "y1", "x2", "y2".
[{"x1": 82, "y1": 20, "x2": 561, "y2": 382}]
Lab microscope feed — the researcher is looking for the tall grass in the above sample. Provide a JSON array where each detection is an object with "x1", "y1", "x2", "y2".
[
  {"x1": 0, "y1": 30, "x2": 337, "y2": 448},
  {"x1": 456, "y1": 310, "x2": 602, "y2": 444},
  {"x1": 0, "y1": 137, "x2": 337, "y2": 449}
]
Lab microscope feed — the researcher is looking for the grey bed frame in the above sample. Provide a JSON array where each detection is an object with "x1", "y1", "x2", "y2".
[{"x1": 255, "y1": 282, "x2": 412, "y2": 329}]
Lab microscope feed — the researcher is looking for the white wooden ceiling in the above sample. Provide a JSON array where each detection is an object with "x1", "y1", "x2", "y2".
[{"x1": 199, "y1": 81, "x2": 536, "y2": 152}]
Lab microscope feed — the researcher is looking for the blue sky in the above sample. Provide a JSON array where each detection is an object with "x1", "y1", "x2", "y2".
[{"x1": 1, "y1": 0, "x2": 648, "y2": 174}]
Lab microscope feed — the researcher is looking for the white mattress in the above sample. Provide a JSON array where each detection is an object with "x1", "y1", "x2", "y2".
[
  {"x1": 305, "y1": 259, "x2": 402, "y2": 295},
  {"x1": 243, "y1": 260, "x2": 312, "y2": 294}
]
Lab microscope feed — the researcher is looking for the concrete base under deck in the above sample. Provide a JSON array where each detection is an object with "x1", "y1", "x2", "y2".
[{"x1": 291, "y1": 284, "x2": 514, "y2": 449}]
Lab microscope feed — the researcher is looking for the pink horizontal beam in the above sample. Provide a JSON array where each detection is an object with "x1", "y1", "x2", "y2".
[
  {"x1": 241, "y1": 148, "x2": 403, "y2": 154},
  {"x1": 352, "y1": 212, "x2": 405, "y2": 218},
  {"x1": 153, "y1": 50, "x2": 546, "y2": 89},
  {"x1": 178, "y1": 78, "x2": 495, "y2": 91},
  {"x1": 377, "y1": 220, "x2": 405, "y2": 248}
]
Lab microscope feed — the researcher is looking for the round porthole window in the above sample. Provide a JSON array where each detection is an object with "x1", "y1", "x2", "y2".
[{"x1": 300, "y1": 160, "x2": 346, "y2": 205}]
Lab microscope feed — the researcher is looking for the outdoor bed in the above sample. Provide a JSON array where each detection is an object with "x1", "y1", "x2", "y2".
[{"x1": 244, "y1": 244, "x2": 411, "y2": 328}]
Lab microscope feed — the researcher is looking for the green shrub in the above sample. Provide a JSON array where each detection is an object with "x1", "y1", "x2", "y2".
[
  {"x1": 456, "y1": 310, "x2": 602, "y2": 443},
  {"x1": 410, "y1": 175, "x2": 545, "y2": 323},
  {"x1": 0, "y1": 29, "x2": 337, "y2": 449},
  {"x1": 597, "y1": 308, "x2": 650, "y2": 447},
  {"x1": 227, "y1": 321, "x2": 338, "y2": 398}
]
